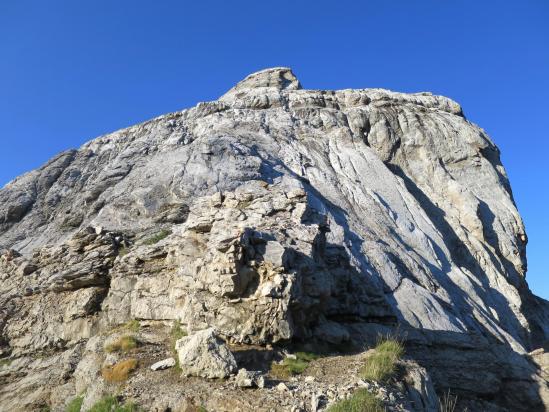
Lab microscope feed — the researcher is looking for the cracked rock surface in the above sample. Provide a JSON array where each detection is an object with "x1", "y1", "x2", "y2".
[{"x1": 0, "y1": 67, "x2": 547, "y2": 411}]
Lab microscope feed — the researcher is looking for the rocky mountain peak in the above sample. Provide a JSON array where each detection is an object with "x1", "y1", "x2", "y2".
[
  {"x1": 221, "y1": 66, "x2": 302, "y2": 98},
  {"x1": 0, "y1": 69, "x2": 547, "y2": 411}
]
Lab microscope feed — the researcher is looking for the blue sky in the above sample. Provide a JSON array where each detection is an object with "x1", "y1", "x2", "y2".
[{"x1": 0, "y1": 1, "x2": 547, "y2": 298}]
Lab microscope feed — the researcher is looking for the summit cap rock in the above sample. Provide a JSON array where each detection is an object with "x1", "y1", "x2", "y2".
[{"x1": 221, "y1": 67, "x2": 301, "y2": 99}]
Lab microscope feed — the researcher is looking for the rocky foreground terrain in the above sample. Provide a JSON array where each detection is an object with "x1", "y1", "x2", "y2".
[{"x1": 0, "y1": 67, "x2": 547, "y2": 411}]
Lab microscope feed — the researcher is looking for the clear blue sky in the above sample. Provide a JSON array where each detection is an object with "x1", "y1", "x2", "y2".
[{"x1": 1, "y1": 1, "x2": 547, "y2": 299}]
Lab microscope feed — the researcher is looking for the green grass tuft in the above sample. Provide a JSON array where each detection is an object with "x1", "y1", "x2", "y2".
[
  {"x1": 375, "y1": 339, "x2": 404, "y2": 356},
  {"x1": 327, "y1": 389, "x2": 384, "y2": 412},
  {"x1": 439, "y1": 389, "x2": 458, "y2": 412},
  {"x1": 143, "y1": 229, "x2": 172, "y2": 245},
  {"x1": 270, "y1": 351, "x2": 319, "y2": 379},
  {"x1": 170, "y1": 320, "x2": 187, "y2": 341},
  {"x1": 360, "y1": 337, "x2": 404, "y2": 382},
  {"x1": 170, "y1": 320, "x2": 187, "y2": 371},
  {"x1": 88, "y1": 395, "x2": 139, "y2": 412},
  {"x1": 124, "y1": 319, "x2": 140, "y2": 333},
  {"x1": 295, "y1": 351, "x2": 319, "y2": 362},
  {"x1": 65, "y1": 395, "x2": 84, "y2": 412}
]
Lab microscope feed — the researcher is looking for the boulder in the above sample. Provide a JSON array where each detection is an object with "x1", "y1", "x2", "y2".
[
  {"x1": 276, "y1": 382, "x2": 290, "y2": 392},
  {"x1": 235, "y1": 368, "x2": 265, "y2": 388},
  {"x1": 150, "y1": 357, "x2": 176, "y2": 371},
  {"x1": 175, "y1": 328, "x2": 237, "y2": 379}
]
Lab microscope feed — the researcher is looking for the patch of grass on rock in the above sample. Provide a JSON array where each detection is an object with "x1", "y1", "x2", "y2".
[
  {"x1": 143, "y1": 229, "x2": 172, "y2": 245},
  {"x1": 170, "y1": 320, "x2": 187, "y2": 370},
  {"x1": 65, "y1": 395, "x2": 84, "y2": 412},
  {"x1": 124, "y1": 319, "x2": 140, "y2": 333},
  {"x1": 327, "y1": 389, "x2": 384, "y2": 412},
  {"x1": 360, "y1": 337, "x2": 404, "y2": 382},
  {"x1": 270, "y1": 351, "x2": 319, "y2": 379},
  {"x1": 101, "y1": 358, "x2": 139, "y2": 383},
  {"x1": 88, "y1": 395, "x2": 139, "y2": 412},
  {"x1": 171, "y1": 320, "x2": 187, "y2": 341},
  {"x1": 105, "y1": 335, "x2": 138, "y2": 353},
  {"x1": 118, "y1": 247, "x2": 129, "y2": 257}
]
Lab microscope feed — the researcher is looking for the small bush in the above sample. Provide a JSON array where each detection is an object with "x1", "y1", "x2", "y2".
[
  {"x1": 327, "y1": 389, "x2": 384, "y2": 412},
  {"x1": 143, "y1": 229, "x2": 172, "y2": 245},
  {"x1": 270, "y1": 352, "x2": 319, "y2": 379},
  {"x1": 65, "y1": 395, "x2": 84, "y2": 412},
  {"x1": 88, "y1": 395, "x2": 138, "y2": 412},
  {"x1": 101, "y1": 358, "x2": 139, "y2": 383},
  {"x1": 360, "y1": 337, "x2": 403, "y2": 382},
  {"x1": 0, "y1": 358, "x2": 11, "y2": 368},
  {"x1": 105, "y1": 336, "x2": 138, "y2": 353}
]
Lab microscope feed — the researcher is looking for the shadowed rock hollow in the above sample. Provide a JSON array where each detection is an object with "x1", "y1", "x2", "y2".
[{"x1": 0, "y1": 67, "x2": 547, "y2": 411}]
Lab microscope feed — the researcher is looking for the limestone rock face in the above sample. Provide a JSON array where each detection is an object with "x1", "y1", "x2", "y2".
[{"x1": 0, "y1": 67, "x2": 548, "y2": 411}]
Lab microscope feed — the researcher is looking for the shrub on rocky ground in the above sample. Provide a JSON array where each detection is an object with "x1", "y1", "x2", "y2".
[
  {"x1": 360, "y1": 338, "x2": 404, "y2": 382},
  {"x1": 101, "y1": 358, "x2": 139, "y2": 383},
  {"x1": 326, "y1": 389, "x2": 384, "y2": 412}
]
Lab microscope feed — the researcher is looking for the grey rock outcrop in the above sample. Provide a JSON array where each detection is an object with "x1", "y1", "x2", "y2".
[
  {"x1": 0, "y1": 67, "x2": 547, "y2": 411},
  {"x1": 402, "y1": 363, "x2": 438, "y2": 412},
  {"x1": 175, "y1": 328, "x2": 237, "y2": 379}
]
